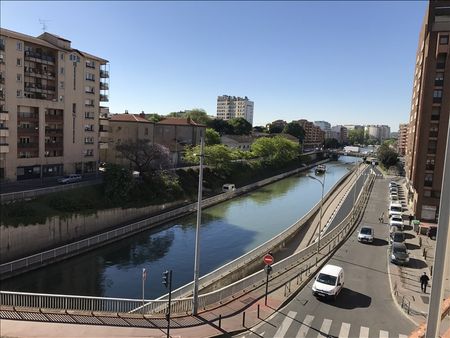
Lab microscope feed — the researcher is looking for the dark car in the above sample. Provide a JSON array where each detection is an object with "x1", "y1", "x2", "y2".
[
  {"x1": 427, "y1": 226, "x2": 437, "y2": 240},
  {"x1": 390, "y1": 242, "x2": 409, "y2": 265},
  {"x1": 390, "y1": 231, "x2": 405, "y2": 244}
]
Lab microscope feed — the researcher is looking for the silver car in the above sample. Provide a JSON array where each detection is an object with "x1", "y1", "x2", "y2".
[
  {"x1": 358, "y1": 226, "x2": 374, "y2": 243},
  {"x1": 58, "y1": 174, "x2": 82, "y2": 184}
]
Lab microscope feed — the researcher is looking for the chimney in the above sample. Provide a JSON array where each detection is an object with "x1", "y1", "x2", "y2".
[{"x1": 140, "y1": 111, "x2": 145, "y2": 118}]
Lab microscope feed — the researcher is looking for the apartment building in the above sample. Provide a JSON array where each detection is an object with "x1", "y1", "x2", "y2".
[
  {"x1": 365, "y1": 125, "x2": 391, "y2": 142},
  {"x1": 314, "y1": 120, "x2": 331, "y2": 132},
  {"x1": 331, "y1": 125, "x2": 348, "y2": 144},
  {"x1": 216, "y1": 95, "x2": 254, "y2": 125},
  {"x1": 405, "y1": 1, "x2": 450, "y2": 221},
  {"x1": 0, "y1": 28, "x2": 109, "y2": 181},
  {"x1": 397, "y1": 123, "x2": 408, "y2": 156},
  {"x1": 296, "y1": 119, "x2": 324, "y2": 150}
]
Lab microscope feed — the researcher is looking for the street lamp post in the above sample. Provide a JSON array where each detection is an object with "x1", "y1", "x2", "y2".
[
  {"x1": 192, "y1": 135, "x2": 204, "y2": 315},
  {"x1": 308, "y1": 174, "x2": 325, "y2": 255}
]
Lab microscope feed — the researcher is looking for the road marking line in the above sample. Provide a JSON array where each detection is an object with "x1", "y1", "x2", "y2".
[
  {"x1": 360, "y1": 326, "x2": 370, "y2": 338},
  {"x1": 317, "y1": 318, "x2": 332, "y2": 337},
  {"x1": 296, "y1": 314, "x2": 314, "y2": 338},
  {"x1": 338, "y1": 322, "x2": 351, "y2": 338},
  {"x1": 274, "y1": 311, "x2": 296, "y2": 338},
  {"x1": 379, "y1": 330, "x2": 389, "y2": 338}
]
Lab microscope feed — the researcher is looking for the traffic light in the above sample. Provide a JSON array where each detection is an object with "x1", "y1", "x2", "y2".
[{"x1": 162, "y1": 270, "x2": 169, "y2": 288}]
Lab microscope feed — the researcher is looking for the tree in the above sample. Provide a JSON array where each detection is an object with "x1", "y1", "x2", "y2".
[
  {"x1": 205, "y1": 128, "x2": 221, "y2": 145},
  {"x1": 253, "y1": 126, "x2": 267, "y2": 133},
  {"x1": 228, "y1": 117, "x2": 252, "y2": 135},
  {"x1": 183, "y1": 144, "x2": 234, "y2": 172},
  {"x1": 251, "y1": 136, "x2": 299, "y2": 163},
  {"x1": 146, "y1": 113, "x2": 164, "y2": 123},
  {"x1": 283, "y1": 122, "x2": 305, "y2": 142},
  {"x1": 348, "y1": 129, "x2": 365, "y2": 145},
  {"x1": 323, "y1": 138, "x2": 341, "y2": 149},
  {"x1": 103, "y1": 164, "x2": 135, "y2": 203},
  {"x1": 377, "y1": 143, "x2": 398, "y2": 168},
  {"x1": 207, "y1": 118, "x2": 233, "y2": 135},
  {"x1": 268, "y1": 124, "x2": 284, "y2": 134},
  {"x1": 115, "y1": 140, "x2": 172, "y2": 174},
  {"x1": 184, "y1": 109, "x2": 212, "y2": 125}
]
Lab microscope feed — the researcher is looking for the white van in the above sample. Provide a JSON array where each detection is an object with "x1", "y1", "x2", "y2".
[
  {"x1": 389, "y1": 202, "x2": 403, "y2": 218},
  {"x1": 312, "y1": 264, "x2": 344, "y2": 300},
  {"x1": 222, "y1": 183, "x2": 236, "y2": 193}
]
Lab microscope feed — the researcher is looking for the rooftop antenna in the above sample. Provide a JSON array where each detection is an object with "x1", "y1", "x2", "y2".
[{"x1": 38, "y1": 19, "x2": 50, "y2": 32}]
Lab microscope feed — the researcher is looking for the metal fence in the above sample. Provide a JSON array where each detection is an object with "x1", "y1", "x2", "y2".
[{"x1": 0, "y1": 170, "x2": 375, "y2": 316}]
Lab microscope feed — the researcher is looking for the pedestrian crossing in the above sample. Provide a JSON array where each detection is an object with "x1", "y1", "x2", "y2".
[{"x1": 262, "y1": 312, "x2": 409, "y2": 338}]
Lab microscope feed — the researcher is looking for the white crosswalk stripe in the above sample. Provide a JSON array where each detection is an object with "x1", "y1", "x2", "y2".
[
  {"x1": 274, "y1": 311, "x2": 296, "y2": 338},
  {"x1": 317, "y1": 319, "x2": 332, "y2": 337},
  {"x1": 360, "y1": 326, "x2": 370, "y2": 338},
  {"x1": 296, "y1": 314, "x2": 314, "y2": 338},
  {"x1": 338, "y1": 322, "x2": 351, "y2": 338},
  {"x1": 380, "y1": 330, "x2": 389, "y2": 338}
]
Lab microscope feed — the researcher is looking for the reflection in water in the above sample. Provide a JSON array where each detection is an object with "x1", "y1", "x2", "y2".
[{"x1": 3, "y1": 157, "x2": 358, "y2": 299}]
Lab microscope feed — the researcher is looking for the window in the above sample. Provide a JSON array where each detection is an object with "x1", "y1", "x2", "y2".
[
  {"x1": 84, "y1": 99, "x2": 94, "y2": 107},
  {"x1": 16, "y1": 42, "x2": 22, "y2": 51},
  {"x1": 428, "y1": 140, "x2": 437, "y2": 154},
  {"x1": 429, "y1": 125, "x2": 439, "y2": 138},
  {"x1": 440, "y1": 35, "x2": 449, "y2": 45},
  {"x1": 435, "y1": 72, "x2": 444, "y2": 86},
  {"x1": 60, "y1": 67, "x2": 64, "y2": 74},
  {"x1": 17, "y1": 74, "x2": 22, "y2": 82},
  {"x1": 431, "y1": 107, "x2": 440, "y2": 121},
  {"x1": 16, "y1": 90, "x2": 22, "y2": 97},
  {"x1": 424, "y1": 174, "x2": 433, "y2": 187},
  {"x1": 60, "y1": 53, "x2": 64, "y2": 61},
  {"x1": 86, "y1": 60, "x2": 95, "y2": 68},
  {"x1": 59, "y1": 95, "x2": 64, "y2": 102},
  {"x1": 59, "y1": 81, "x2": 64, "y2": 89},
  {"x1": 145, "y1": 127, "x2": 148, "y2": 135},
  {"x1": 85, "y1": 86, "x2": 94, "y2": 93},
  {"x1": 86, "y1": 72, "x2": 95, "y2": 81},
  {"x1": 437, "y1": 53, "x2": 447, "y2": 69},
  {"x1": 84, "y1": 112, "x2": 94, "y2": 119},
  {"x1": 433, "y1": 90, "x2": 443, "y2": 103},
  {"x1": 16, "y1": 58, "x2": 21, "y2": 66},
  {"x1": 424, "y1": 190, "x2": 431, "y2": 197},
  {"x1": 426, "y1": 158, "x2": 435, "y2": 170}
]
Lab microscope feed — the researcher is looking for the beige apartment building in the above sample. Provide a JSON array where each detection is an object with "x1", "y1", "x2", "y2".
[
  {"x1": 397, "y1": 123, "x2": 408, "y2": 156},
  {"x1": 297, "y1": 119, "x2": 324, "y2": 150},
  {"x1": 0, "y1": 28, "x2": 109, "y2": 181},
  {"x1": 216, "y1": 95, "x2": 254, "y2": 125},
  {"x1": 405, "y1": 1, "x2": 449, "y2": 221},
  {"x1": 103, "y1": 114, "x2": 205, "y2": 168}
]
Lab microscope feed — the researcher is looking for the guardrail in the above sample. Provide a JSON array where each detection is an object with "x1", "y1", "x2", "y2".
[
  {"x1": 0, "y1": 168, "x2": 375, "y2": 316},
  {"x1": 0, "y1": 161, "x2": 328, "y2": 278},
  {"x1": 0, "y1": 180, "x2": 99, "y2": 204}
]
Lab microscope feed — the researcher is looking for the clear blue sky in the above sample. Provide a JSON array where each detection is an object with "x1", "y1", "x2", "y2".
[{"x1": 1, "y1": 1, "x2": 427, "y2": 131}]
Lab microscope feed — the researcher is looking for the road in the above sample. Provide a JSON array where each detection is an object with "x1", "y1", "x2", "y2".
[{"x1": 236, "y1": 170, "x2": 415, "y2": 338}]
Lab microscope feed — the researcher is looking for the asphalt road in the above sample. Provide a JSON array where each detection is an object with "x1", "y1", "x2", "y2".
[{"x1": 236, "y1": 170, "x2": 415, "y2": 338}]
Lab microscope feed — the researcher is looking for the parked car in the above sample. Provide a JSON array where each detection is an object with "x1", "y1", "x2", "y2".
[
  {"x1": 390, "y1": 242, "x2": 410, "y2": 265},
  {"x1": 389, "y1": 186, "x2": 398, "y2": 194},
  {"x1": 390, "y1": 194, "x2": 399, "y2": 202},
  {"x1": 389, "y1": 202, "x2": 403, "y2": 218},
  {"x1": 390, "y1": 231, "x2": 405, "y2": 244},
  {"x1": 390, "y1": 215, "x2": 404, "y2": 230},
  {"x1": 427, "y1": 226, "x2": 437, "y2": 240},
  {"x1": 57, "y1": 174, "x2": 82, "y2": 184},
  {"x1": 312, "y1": 264, "x2": 344, "y2": 301},
  {"x1": 389, "y1": 181, "x2": 398, "y2": 189},
  {"x1": 358, "y1": 226, "x2": 374, "y2": 243}
]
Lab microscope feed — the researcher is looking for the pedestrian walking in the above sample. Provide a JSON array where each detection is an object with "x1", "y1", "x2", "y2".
[
  {"x1": 379, "y1": 212, "x2": 384, "y2": 223},
  {"x1": 420, "y1": 272, "x2": 430, "y2": 293},
  {"x1": 409, "y1": 214, "x2": 414, "y2": 226}
]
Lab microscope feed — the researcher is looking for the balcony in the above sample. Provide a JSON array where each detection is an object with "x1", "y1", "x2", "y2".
[
  {"x1": 99, "y1": 131, "x2": 109, "y2": 138},
  {"x1": 0, "y1": 92, "x2": 5, "y2": 101},
  {"x1": 85, "y1": 89, "x2": 95, "y2": 94},
  {"x1": 25, "y1": 83, "x2": 56, "y2": 93},
  {"x1": 17, "y1": 127, "x2": 39, "y2": 135},
  {"x1": 0, "y1": 43, "x2": 4, "y2": 51},
  {"x1": 45, "y1": 128, "x2": 63, "y2": 135},
  {"x1": 18, "y1": 112, "x2": 39, "y2": 120},
  {"x1": 0, "y1": 111, "x2": 8, "y2": 121},
  {"x1": 45, "y1": 114, "x2": 63, "y2": 122},
  {"x1": 45, "y1": 142, "x2": 63, "y2": 149},
  {"x1": 17, "y1": 142, "x2": 39, "y2": 149},
  {"x1": 0, "y1": 143, "x2": 9, "y2": 153},
  {"x1": 100, "y1": 82, "x2": 109, "y2": 90},
  {"x1": 24, "y1": 70, "x2": 56, "y2": 80},
  {"x1": 100, "y1": 70, "x2": 109, "y2": 78},
  {"x1": 100, "y1": 94, "x2": 109, "y2": 102},
  {"x1": 0, "y1": 77, "x2": 4, "y2": 85},
  {"x1": 0, "y1": 127, "x2": 9, "y2": 137},
  {"x1": 24, "y1": 51, "x2": 55, "y2": 64}
]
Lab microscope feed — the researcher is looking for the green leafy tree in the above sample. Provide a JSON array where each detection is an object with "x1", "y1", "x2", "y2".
[
  {"x1": 377, "y1": 143, "x2": 398, "y2": 167},
  {"x1": 348, "y1": 129, "x2": 365, "y2": 145},
  {"x1": 103, "y1": 164, "x2": 135, "y2": 203},
  {"x1": 115, "y1": 140, "x2": 172, "y2": 174},
  {"x1": 205, "y1": 128, "x2": 221, "y2": 145},
  {"x1": 184, "y1": 109, "x2": 211, "y2": 125},
  {"x1": 251, "y1": 136, "x2": 299, "y2": 163},
  {"x1": 283, "y1": 122, "x2": 305, "y2": 142},
  {"x1": 228, "y1": 117, "x2": 252, "y2": 135},
  {"x1": 323, "y1": 138, "x2": 341, "y2": 149},
  {"x1": 253, "y1": 126, "x2": 267, "y2": 133},
  {"x1": 207, "y1": 118, "x2": 233, "y2": 135},
  {"x1": 268, "y1": 124, "x2": 284, "y2": 134},
  {"x1": 146, "y1": 113, "x2": 164, "y2": 123},
  {"x1": 183, "y1": 144, "x2": 234, "y2": 172}
]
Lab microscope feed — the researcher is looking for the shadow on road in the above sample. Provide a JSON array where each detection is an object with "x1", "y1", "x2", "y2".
[
  {"x1": 318, "y1": 287, "x2": 371, "y2": 309},
  {"x1": 404, "y1": 233, "x2": 416, "y2": 240},
  {"x1": 407, "y1": 258, "x2": 428, "y2": 269},
  {"x1": 370, "y1": 238, "x2": 388, "y2": 246},
  {"x1": 405, "y1": 243, "x2": 420, "y2": 250}
]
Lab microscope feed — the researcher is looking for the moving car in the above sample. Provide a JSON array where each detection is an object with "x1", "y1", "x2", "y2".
[
  {"x1": 358, "y1": 226, "x2": 374, "y2": 243},
  {"x1": 389, "y1": 215, "x2": 404, "y2": 230},
  {"x1": 57, "y1": 174, "x2": 82, "y2": 184},
  {"x1": 390, "y1": 242, "x2": 410, "y2": 265},
  {"x1": 312, "y1": 264, "x2": 344, "y2": 300}
]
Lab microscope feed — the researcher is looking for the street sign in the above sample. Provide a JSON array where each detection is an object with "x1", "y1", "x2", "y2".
[{"x1": 263, "y1": 254, "x2": 274, "y2": 265}]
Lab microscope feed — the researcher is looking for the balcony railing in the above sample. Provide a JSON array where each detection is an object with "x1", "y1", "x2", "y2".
[
  {"x1": 45, "y1": 128, "x2": 63, "y2": 134},
  {"x1": 17, "y1": 142, "x2": 39, "y2": 149},
  {"x1": 100, "y1": 70, "x2": 109, "y2": 78},
  {"x1": 0, "y1": 143, "x2": 9, "y2": 153},
  {"x1": 24, "y1": 70, "x2": 56, "y2": 79},
  {"x1": 45, "y1": 114, "x2": 63, "y2": 122},
  {"x1": 24, "y1": 51, "x2": 55, "y2": 64},
  {"x1": 45, "y1": 142, "x2": 63, "y2": 149},
  {"x1": 99, "y1": 82, "x2": 109, "y2": 90},
  {"x1": 18, "y1": 112, "x2": 39, "y2": 119},
  {"x1": 25, "y1": 83, "x2": 56, "y2": 92},
  {"x1": 100, "y1": 94, "x2": 109, "y2": 102}
]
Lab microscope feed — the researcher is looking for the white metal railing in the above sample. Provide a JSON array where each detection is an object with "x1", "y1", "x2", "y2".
[
  {"x1": 0, "y1": 160, "x2": 327, "y2": 277},
  {"x1": 0, "y1": 169, "x2": 375, "y2": 316}
]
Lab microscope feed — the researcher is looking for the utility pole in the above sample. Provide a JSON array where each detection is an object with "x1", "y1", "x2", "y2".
[{"x1": 162, "y1": 270, "x2": 173, "y2": 338}]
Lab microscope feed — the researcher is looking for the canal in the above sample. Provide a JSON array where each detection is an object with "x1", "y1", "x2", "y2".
[{"x1": 2, "y1": 157, "x2": 359, "y2": 299}]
